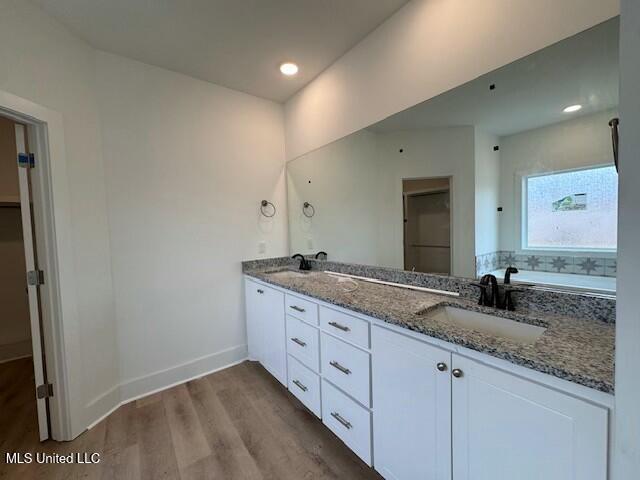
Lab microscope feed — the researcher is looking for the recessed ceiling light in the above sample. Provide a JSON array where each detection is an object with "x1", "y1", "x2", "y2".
[
  {"x1": 563, "y1": 104, "x2": 582, "y2": 113},
  {"x1": 279, "y1": 62, "x2": 299, "y2": 76}
]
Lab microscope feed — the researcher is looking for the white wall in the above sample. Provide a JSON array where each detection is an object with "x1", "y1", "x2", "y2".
[
  {"x1": 284, "y1": 0, "x2": 619, "y2": 160},
  {"x1": 287, "y1": 129, "x2": 379, "y2": 265},
  {"x1": 474, "y1": 130, "x2": 500, "y2": 256},
  {"x1": 95, "y1": 52, "x2": 287, "y2": 400},
  {"x1": 0, "y1": 0, "x2": 118, "y2": 435},
  {"x1": 375, "y1": 127, "x2": 475, "y2": 277},
  {"x1": 498, "y1": 109, "x2": 617, "y2": 253},
  {"x1": 614, "y1": 0, "x2": 640, "y2": 477}
]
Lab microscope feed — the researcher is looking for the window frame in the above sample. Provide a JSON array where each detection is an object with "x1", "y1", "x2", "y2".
[{"x1": 520, "y1": 164, "x2": 618, "y2": 254}]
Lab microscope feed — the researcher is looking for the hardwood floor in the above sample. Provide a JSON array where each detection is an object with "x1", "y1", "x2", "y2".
[{"x1": 0, "y1": 358, "x2": 382, "y2": 479}]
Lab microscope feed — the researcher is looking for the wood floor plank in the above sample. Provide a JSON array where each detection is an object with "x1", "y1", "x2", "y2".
[
  {"x1": 162, "y1": 384, "x2": 211, "y2": 470},
  {"x1": 135, "y1": 398, "x2": 181, "y2": 480},
  {"x1": 187, "y1": 377, "x2": 263, "y2": 480}
]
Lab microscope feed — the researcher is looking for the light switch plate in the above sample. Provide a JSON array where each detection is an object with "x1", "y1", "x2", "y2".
[
  {"x1": 307, "y1": 238, "x2": 313, "y2": 249},
  {"x1": 258, "y1": 241, "x2": 266, "y2": 254}
]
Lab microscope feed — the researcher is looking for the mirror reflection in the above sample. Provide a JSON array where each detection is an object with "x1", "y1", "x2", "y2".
[{"x1": 287, "y1": 18, "x2": 619, "y2": 295}]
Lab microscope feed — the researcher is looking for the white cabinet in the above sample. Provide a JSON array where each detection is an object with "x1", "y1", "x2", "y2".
[
  {"x1": 246, "y1": 277, "x2": 611, "y2": 480},
  {"x1": 245, "y1": 279, "x2": 286, "y2": 385},
  {"x1": 372, "y1": 326, "x2": 452, "y2": 480},
  {"x1": 451, "y1": 354, "x2": 608, "y2": 480}
]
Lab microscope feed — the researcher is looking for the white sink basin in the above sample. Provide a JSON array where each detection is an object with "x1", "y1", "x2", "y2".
[
  {"x1": 268, "y1": 270, "x2": 311, "y2": 280},
  {"x1": 429, "y1": 306, "x2": 546, "y2": 345}
]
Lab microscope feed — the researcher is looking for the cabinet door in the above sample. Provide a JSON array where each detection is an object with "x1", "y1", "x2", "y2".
[
  {"x1": 260, "y1": 285, "x2": 286, "y2": 386},
  {"x1": 245, "y1": 279, "x2": 286, "y2": 385},
  {"x1": 245, "y1": 279, "x2": 264, "y2": 363},
  {"x1": 372, "y1": 326, "x2": 452, "y2": 480},
  {"x1": 451, "y1": 355, "x2": 608, "y2": 480}
]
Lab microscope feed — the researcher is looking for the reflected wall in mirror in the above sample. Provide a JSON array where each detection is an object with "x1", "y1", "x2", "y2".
[{"x1": 287, "y1": 18, "x2": 619, "y2": 295}]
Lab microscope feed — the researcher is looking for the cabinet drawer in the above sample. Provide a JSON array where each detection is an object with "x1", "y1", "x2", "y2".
[
  {"x1": 321, "y1": 332, "x2": 371, "y2": 407},
  {"x1": 285, "y1": 294, "x2": 318, "y2": 325},
  {"x1": 287, "y1": 355, "x2": 321, "y2": 418},
  {"x1": 320, "y1": 306, "x2": 370, "y2": 348},
  {"x1": 286, "y1": 315, "x2": 320, "y2": 372},
  {"x1": 322, "y1": 379, "x2": 372, "y2": 465}
]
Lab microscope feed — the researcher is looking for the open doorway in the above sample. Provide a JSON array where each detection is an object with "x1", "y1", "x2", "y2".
[
  {"x1": 403, "y1": 177, "x2": 452, "y2": 275},
  {"x1": 0, "y1": 114, "x2": 50, "y2": 441}
]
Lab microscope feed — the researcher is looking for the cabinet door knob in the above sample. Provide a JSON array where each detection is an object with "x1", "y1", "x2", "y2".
[
  {"x1": 257, "y1": 289, "x2": 264, "y2": 294},
  {"x1": 452, "y1": 368, "x2": 463, "y2": 378},
  {"x1": 437, "y1": 362, "x2": 447, "y2": 372}
]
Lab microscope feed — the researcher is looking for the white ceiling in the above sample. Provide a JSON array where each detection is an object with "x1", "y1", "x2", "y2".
[
  {"x1": 31, "y1": 0, "x2": 409, "y2": 102},
  {"x1": 369, "y1": 18, "x2": 619, "y2": 136}
]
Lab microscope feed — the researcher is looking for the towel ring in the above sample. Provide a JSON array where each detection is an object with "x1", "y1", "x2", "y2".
[
  {"x1": 260, "y1": 200, "x2": 276, "y2": 218},
  {"x1": 302, "y1": 202, "x2": 315, "y2": 218}
]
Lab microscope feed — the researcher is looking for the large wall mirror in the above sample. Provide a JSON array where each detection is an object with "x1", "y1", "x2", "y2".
[{"x1": 287, "y1": 18, "x2": 619, "y2": 295}]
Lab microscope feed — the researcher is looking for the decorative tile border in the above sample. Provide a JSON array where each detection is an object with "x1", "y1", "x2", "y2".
[{"x1": 476, "y1": 251, "x2": 617, "y2": 278}]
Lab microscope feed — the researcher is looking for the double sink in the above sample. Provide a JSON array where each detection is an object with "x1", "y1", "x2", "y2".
[{"x1": 266, "y1": 269, "x2": 548, "y2": 346}]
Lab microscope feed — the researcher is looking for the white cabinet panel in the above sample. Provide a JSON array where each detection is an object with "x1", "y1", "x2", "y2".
[
  {"x1": 321, "y1": 332, "x2": 371, "y2": 407},
  {"x1": 320, "y1": 306, "x2": 370, "y2": 348},
  {"x1": 286, "y1": 315, "x2": 320, "y2": 372},
  {"x1": 322, "y1": 379, "x2": 372, "y2": 466},
  {"x1": 245, "y1": 279, "x2": 286, "y2": 386},
  {"x1": 285, "y1": 293, "x2": 319, "y2": 325},
  {"x1": 451, "y1": 354, "x2": 608, "y2": 480},
  {"x1": 287, "y1": 355, "x2": 321, "y2": 418},
  {"x1": 372, "y1": 325, "x2": 452, "y2": 480}
]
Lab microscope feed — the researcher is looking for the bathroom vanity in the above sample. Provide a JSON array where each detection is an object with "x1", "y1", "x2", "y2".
[{"x1": 243, "y1": 266, "x2": 613, "y2": 480}]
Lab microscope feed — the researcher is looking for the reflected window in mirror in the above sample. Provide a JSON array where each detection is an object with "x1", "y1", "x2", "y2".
[{"x1": 523, "y1": 165, "x2": 618, "y2": 251}]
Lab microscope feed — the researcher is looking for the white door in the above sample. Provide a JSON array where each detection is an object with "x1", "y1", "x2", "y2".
[
  {"x1": 261, "y1": 286, "x2": 286, "y2": 386},
  {"x1": 15, "y1": 123, "x2": 49, "y2": 441},
  {"x1": 372, "y1": 326, "x2": 452, "y2": 480},
  {"x1": 451, "y1": 355, "x2": 608, "y2": 480}
]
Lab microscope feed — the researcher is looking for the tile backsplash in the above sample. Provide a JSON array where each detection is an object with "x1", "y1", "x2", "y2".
[{"x1": 476, "y1": 251, "x2": 617, "y2": 278}]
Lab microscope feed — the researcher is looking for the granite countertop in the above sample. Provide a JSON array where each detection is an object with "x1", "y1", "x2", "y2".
[{"x1": 245, "y1": 267, "x2": 615, "y2": 394}]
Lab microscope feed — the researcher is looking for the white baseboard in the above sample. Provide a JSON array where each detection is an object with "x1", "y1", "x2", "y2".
[
  {"x1": 85, "y1": 344, "x2": 248, "y2": 431},
  {"x1": 0, "y1": 340, "x2": 32, "y2": 364}
]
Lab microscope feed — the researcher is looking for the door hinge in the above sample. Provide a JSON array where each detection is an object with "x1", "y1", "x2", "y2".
[
  {"x1": 27, "y1": 270, "x2": 45, "y2": 286},
  {"x1": 36, "y1": 383, "x2": 54, "y2": 399},
  {"x1": 18, "y1": 152, "x2": 35, "y2": 169}
]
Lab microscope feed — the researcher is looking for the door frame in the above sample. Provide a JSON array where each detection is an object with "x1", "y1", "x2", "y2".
[
  {"x1": 0, "y1": 89, "x2": 79, "y2": 441},
  {"x1": 402, "y1": 176, "x2": 453, "y2": 274}
]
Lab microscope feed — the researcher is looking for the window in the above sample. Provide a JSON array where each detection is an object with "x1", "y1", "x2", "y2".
[{"x1": 523, "y1": 165, "x2": 618, "y2": 251}]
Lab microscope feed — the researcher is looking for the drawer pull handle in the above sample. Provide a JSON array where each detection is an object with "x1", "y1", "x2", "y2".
[
  {"x1": 328, "y1": 321, "x2": 350, "y2": 332},
  {"x1": 289, "y1": 305, "x2": 306, "y2": 313},
  {"x1": 292, "y1": 379, "x2": 308, "y2": 392},
  {"x1": 329, "y1": 360, "x2": 351, "y2": 375},
  {"x1": 291, "y1": 337, "x2": 307, "y2": 347},
  {"x1": 331, "y1": 412, "x2": 352, "y2": 429},
  {"x1": 257, "y1": 289, "x2": 264, "y2": 294}
]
